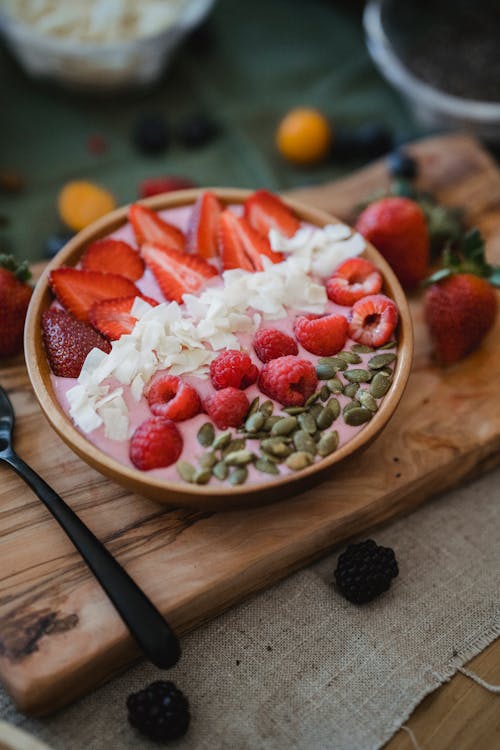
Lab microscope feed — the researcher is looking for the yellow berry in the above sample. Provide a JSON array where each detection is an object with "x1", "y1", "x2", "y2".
[
  {"x1": 58, "y1": 180, "x2": 117, "y2": 231},
  {"x1": 276, "y1": 108, "x2": 332, "y2": 165}
]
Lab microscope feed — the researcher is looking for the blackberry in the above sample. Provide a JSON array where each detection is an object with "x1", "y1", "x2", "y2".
[
  {"x1": 126, "y1": 680, "x2": 190, "y2": 742},
  {"x1": 334, "y1": 539, "x2": 398, "y2": 604},
  {"x1": 177, "y1": 114, "x2": 218, "y2": 148},
  {"x1": 133, "y1": 113, "x2": 170, "y2": 154},
  {"x1": 387, "y1": 150, "x2": 418, "y2": 180}
]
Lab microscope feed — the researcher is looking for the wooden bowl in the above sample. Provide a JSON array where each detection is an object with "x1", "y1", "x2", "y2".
[{"x1": 25, "y1": 188, "x2": 413, "y2": 510}]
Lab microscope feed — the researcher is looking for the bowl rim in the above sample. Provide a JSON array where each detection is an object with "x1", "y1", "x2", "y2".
[
  {"x1": 25, "y1": 187, "x2": 413, "y2": 508},
  {"x1": 363, "y1": 0, "x2": 500, "y2": 122}
]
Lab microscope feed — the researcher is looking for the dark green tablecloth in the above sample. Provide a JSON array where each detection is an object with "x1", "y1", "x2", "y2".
[{"x1": 0, "y1": 0, "x2": 418, "y2": 262}]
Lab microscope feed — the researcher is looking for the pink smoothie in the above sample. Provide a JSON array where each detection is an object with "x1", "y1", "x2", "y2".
[{"x1": 49, "y1": 204, "x2": 397, "y2": 488}]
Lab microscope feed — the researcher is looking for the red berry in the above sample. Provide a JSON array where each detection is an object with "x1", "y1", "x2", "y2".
[
  {"x1": 129, "y1": 203, "x2": 185, "y2": 251},
  {"x1": 244, "y1": 189, "x2": 300, "y2": 238},
  {"x1": 81, "y1": 238, "x2": 145, "y2": 281},
  {"x1": 294, "y1": 313, "x2": 348, "y2": 356},
  {"x1": 326, "y1": 257, "x2": 382, "y2": 306},
  {"x1": 258, "y1": 355, "x2": 318, "y2": 407},
  {"x1": 41, "y1": 308, "x2": 111, "y2": 378},
  {"x1": 147, "y1": 373, "x2": 201, "y2": 421},
  {"x1": 141, "y1": 241, "x2": 218, "y2": 304},
  {"x1": 186, "y1": 191, "x2": 222, "y2": 259},
  {"x1": 89, "y1": 294, "x2": 159, "y2": 340},
  {"x1": 355, "y1": 197, "x2": 429, "y2": 289},
  {"x1": 253, "y1": 328, "x2": 298, "y2": 362},
  {"x1": 204, "y1": 387, "x2": 250, "y2": 429},
  {"x1": 0, "y1": 263, "x2": 32, "y2": 357},
  {"x1": 218, "y1": 210, "x2": 284, "y2": 272},
  {"x1": 349, "y1": 294, "x2": 398, "y2": 347},
  {"x1": 209, "y1": 350, "x2": 259, "y2": 390},
  {"x1": 87, "y1": 134, "x2": 107, "y2": 155},
  {"x1": 138, "y1": 176, "x2": 196, "y2": 199},
  {"x1": 129, "y1": 416, "x2": 183, "y2": 471},
  {"x1": 49, "y1": 268, "x2": 140, "y2": 323}
]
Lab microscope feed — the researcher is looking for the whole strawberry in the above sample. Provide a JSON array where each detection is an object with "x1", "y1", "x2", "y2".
[
  {"x1": 424, "y1": 229, "x2": 499, "y2": 365},
  {"x1": 425, "y1": 274, "x2": 497, "y2": 365},
  {"x1": 0, "y1": 255, "x2": 32, "y2": 357},
  {"x1": 356, "y1": 196, "x2": 429, "y2": 289}
]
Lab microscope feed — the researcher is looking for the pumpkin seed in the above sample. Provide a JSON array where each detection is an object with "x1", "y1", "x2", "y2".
[
  {"x1": 326, "y1": 397, "x2": 340, "y2": 420},
  {"x1": 293, "y1": 430, "x2": 317, "y2": 455},
  {"x1": 247, "y1": 396, "x2": 260, "y2": 417},
  {"x1": 240, "y1": 431, "x2": 268, "y2": 440},
  {"x1": 368, "y1": 353, "x2": 397, "y2": 370},
  {"x1": 352, "y1": 343, "x2": 374, "y2": 354},
  {"x1": 213, "y1": 461, "x2": 229, "y2": 480},
  {"x1": 261, "y1": 437, "x2": 293, "y2": 457},
  {"x1": 316, "y1": 363, "x2": 336, "y2": 380},
  {"x1": 197, "y1": 422, "x2": 215, "y2": 448},
  {"x1": 271, "y1": 416, "x2": 297, "y2": 436},
  {"x1": 316, "y1": 406, "x2": 335, "y2": 430},
  {"x1": 176, "y1": 461, "x2": 196, "y2": 483},
  {"x1": 212, "y1": 430, "x2": 232, "y2": 451},
  {"x1": 370, "y1": 371, "x2": 392, "y2": 398},
  {"x1": 319, "y1": 356, "x2": 348, "y2": 371},
  {"x1": 264, "y1": 415, "x2": 282, "y2": 431},
  {"x1": 344, "y1": 368, "x2": 372, "y2": 383},
  {"x1": 259, "y1": 400, "x2": 274, "y2": 417},
  {"x1": 343, "y1": 399, "x2": 361, "y2": 415},
  {"x1": 309, "y1": 402, "x2": 323, "y2": 419},
  {"x1": 344, "y1": 406, "x2": 372, "y2": 426},
  {"x1": 356, "y1": 389, "x2": 378, "y2": 412},
  {"x1": 343, "y1": 383, "x2": 359, "y2": 398},
  {"x1": 298, "y1": 412, "x2": 317, "y2": 434},
  {"x1": 245, "y1": 412, "x2": 265, "y2": 433},
  {"x1": 283, "y1": 406, "x2": 307, "y2": 415},
  {"x1": 378, "y1": 340, "x2": 396, "y2": 350},
  {"x1": 305, "y1": 391, "x2": 320, "y2": 407},
  {"x1": 338, "y1": 350, "x2": 362, "y2": 364},
  {"x1": 199, "y1": 451, "x2": 217, "y2": 470},
  {"x1": 229, "y1": 466, "x2": 248, "y2": 485},
  {"x1": 326, "y1": 377, "x2": 343, "y2": 394},
  {"x1": 194, "y1": 469, "x2": 212, "y2": 485},
  {"x1": 224, "y1": 449, "x2": 255, "y2": 466},
  {"x1": 222, "y1": 438, "x2": 246, "y2": 458},
  {"x1": 319, "y1": 385, "x2": 331, "y2": 401},
  {"x1": 317, "y1": 430, "x2": 339, "y2": 456},
  {"x1": 255, "y1": 457, "x2": 280, "y2": 475},
  {"x1": 286, "y1": 451, "x2": 314, "y2": 471}
]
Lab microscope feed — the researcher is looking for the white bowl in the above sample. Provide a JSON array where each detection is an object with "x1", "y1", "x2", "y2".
[{"x1": 0, "y1": 0, "x2": 215, "y2": 92}]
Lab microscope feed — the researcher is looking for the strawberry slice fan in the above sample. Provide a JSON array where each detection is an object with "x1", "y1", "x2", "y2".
[{"x1": 141, "y1": 242, "x2": 218, "y2": 304}]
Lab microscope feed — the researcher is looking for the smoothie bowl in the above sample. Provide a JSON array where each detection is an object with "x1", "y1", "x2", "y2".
[{"x1": 25, "y1": 188, "x2": 413, "y2": 510}]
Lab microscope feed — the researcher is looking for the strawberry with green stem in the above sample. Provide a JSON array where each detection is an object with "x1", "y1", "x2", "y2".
[{"x1": 0, "y1": 255, "x2": 32, "y2": 357}]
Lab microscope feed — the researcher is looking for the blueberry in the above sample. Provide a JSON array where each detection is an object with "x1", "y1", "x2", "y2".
[
  {"x1": 387, "y1": 150, "x2": 418, "y2": 179},
  {"x1": 177, "y1": 114, "x2": 218, "y2": 148},
  {"x1": 354, "y1": 123, "x2": 393, "y2": 157},
  {"x1": 132, "y1": 113, "x2": 170, "y2": 154},
  {"x1": 44, "y1": 232, "x2": 74, "y2": 258}
]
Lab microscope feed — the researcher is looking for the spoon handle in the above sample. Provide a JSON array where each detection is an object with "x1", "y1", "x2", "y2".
[{"x1": 2, "y1": 449, "x2": 181, "y2": 669}]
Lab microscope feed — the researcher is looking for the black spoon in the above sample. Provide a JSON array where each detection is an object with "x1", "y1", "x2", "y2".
[{"x1": 0, "y1": 385, "x2": 180, "y2": 669}]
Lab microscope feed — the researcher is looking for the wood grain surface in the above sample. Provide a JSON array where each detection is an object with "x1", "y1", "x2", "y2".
[{"x1": 0, "y1": 134, "x2": 499, "y2": 720}]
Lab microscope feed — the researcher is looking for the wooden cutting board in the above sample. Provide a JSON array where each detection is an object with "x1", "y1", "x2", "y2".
[{"x1": 0, "y1": 134, "x2": 499, "y2": 716}]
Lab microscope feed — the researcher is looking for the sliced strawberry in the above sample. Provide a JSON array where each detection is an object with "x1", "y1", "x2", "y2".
[
  {"x1": 138, "y1": 176, "x2": 196, "y2": 199},
  {"x1": 244, "y1": 189, "x2": 300, "y2": 238},
  {"x1": 326, "y1": 257, "x2": 383, "y2": 306},
  {"x1": 141, "y1": 242, "x2": 218, "y2": 304},
  {"x1": 218, "y1": 210, "x2": 284, "y2": 272},
  {"x1": 186, "y1": 191, "x2": 222, "y2": 259},
  {"x1": 89, "y1": 294, "x2": 159, "y2": 340},
  {"x1": 128, "y1": 203, "x2": 185, "y2": 251},
  {"x1": 349, "y1": 294, "x2": 399, "y2": 347},
  {"x1": 41, "y1": 308, "x2": 111, "y2": 378},
  {"x1": 49, "y1": 268, "x2": 140, "y2": 322},
  {"x1": 81, "y1": 238, "x2": 145, "y2": 281}
]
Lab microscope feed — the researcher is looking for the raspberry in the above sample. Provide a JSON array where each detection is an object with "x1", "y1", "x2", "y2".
[
  {"x1": 294, "y1": 313, "x2": 348, "y2": 356},
  {"x1": 147, "y1": 373, "x2": 201, "y2": 422},
  {"x1": 253, "y1": 328, "x2": 298, "y2": 362},
  {"x1": 130, "y1": 416, "x2": 183, "y2": 471},
  {"x1": 204, "y1": 387, "x2": 250, "y2": 429},
  {"x1": 41, "y1": 308, "x2": 111, "y2": 378},
  {"x1": 127, "y1": 680, "x2": 190, "y2": 741},
  {"x1": 334, "y1": 539, "x2": 398, "y2": 604},
  {"x1": 349, "y1": 294, "x2": 398, "y2": 347},
  {"x1": 326, "y1": 257, "x2": 382, "y2": 306},
  {"x1": 258, "y1": 355, "x2": 318, "y2": 407},
  {"x1": 209, "y1": 349, "x2": 259, "y2": 390}
]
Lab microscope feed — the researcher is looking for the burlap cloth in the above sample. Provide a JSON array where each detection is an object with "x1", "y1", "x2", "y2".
[{"x1": 0, "y1": 466, "x2": 498, "y2": 749}]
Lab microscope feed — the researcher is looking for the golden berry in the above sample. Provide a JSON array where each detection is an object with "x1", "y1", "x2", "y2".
[
  {"x1": 58, "y1": 180, "x2": 116, "y2": 231},
  {"x1": 276, "y1": 108, "x2": 332, "y2": 165}
]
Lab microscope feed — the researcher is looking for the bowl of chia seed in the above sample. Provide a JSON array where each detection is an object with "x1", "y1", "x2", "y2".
[{"x1": 364, "y1": 0, "x2": 500, "y2": 141}]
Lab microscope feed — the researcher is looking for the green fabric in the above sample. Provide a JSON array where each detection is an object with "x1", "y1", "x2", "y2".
[{"x1": 0, "y1": 0, "x2": 419, "y2": 262}]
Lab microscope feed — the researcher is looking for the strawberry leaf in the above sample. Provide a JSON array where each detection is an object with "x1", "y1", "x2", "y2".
[
  {"x1": 0, "y1": 254, "x2": 31, "y2": 282},
  {"x1": 422, "y1": 268, "x2": 453, "y2": 286}
]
